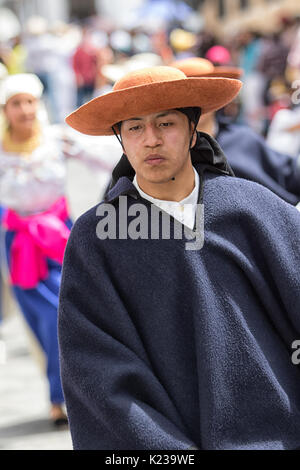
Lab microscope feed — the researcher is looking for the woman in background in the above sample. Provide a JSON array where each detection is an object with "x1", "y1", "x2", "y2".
[{"x1": 0, "y1": 73, "x2": 70, "y2": 426}]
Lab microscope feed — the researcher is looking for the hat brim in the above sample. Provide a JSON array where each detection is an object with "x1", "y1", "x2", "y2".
[
  {"x1": 205, "y1": 67, "x2": 243, "y2": 80},
  {"x1": 66, "y1": 77, "x2": 242, "y2": 136},
  {"x1": 181, "y1": 67, "x2": 243, "y2": 80}
]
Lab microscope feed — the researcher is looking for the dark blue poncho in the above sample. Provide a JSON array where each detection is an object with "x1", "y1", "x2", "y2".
[
  {"x1": 217, "y1": 120, "x2": 300, "y2": 205},
  {"x1": 58, "y1": 133, "x2": 300, "y2": 450}
]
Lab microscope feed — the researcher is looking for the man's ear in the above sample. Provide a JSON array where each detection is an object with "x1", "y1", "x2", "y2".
[{"x1": 190, "y1": 123, "x2": 197, "y2": 149}]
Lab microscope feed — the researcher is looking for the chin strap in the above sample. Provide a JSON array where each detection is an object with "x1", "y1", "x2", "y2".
[{"x1": 112, "y1": 125, "x2": 124, "y2": 151}]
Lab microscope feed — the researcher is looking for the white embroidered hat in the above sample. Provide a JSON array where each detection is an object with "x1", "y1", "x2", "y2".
[{"x1": 0, "y1": 73, "x2": 44, "y2": 105}]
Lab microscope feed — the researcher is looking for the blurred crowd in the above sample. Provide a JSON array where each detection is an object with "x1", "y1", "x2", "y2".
[
  {"x1": 0, "y1": 12, "x2": 300, "y2": 149},
  {"x1": 0, "y1": 11, "x2": 300, "y2": 150}
]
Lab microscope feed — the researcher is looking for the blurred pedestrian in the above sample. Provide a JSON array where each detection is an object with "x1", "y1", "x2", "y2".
[
  {"x1": 266, "y1": 103, "x2": 300, "y2": 158},
  {"x1": 0, "y1": 73, "x2": 70, "y2": 426},
  {"x1": 24, "y1": 16, "x2": 60, "y2": 123},
  {"x1": 205, "y1": 44, "x2": 231, "y2": 66},
  {"x1": 237, "y1": 30, "x2": 266, "y2": 133},
  {"x1": 72, "y1": 26, "x2": 98, "y2": 107},
  {"x1": 0, "y1": 72, "x2": 119, "y2": 422},
  {"x1": 257, "y1": 32, "x2": 290, "y2": 134},
  {"x1": 5, "y1": 35, "x2": 27, "y2": 75},
  {"x1": 45, "y1": 21, "x2": 78, "y2": 123},
  {"x1": 0, "y1": 62, "x2": 8, "y2": 358},
  {"x1": 257, "y1": 32, "x2": 289, "y2": 83}
]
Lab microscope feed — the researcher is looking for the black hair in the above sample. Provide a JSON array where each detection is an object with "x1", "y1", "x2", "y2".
[
  {"x1": 176, "y1": 107, "x2": 202, "y2": 129},
  {"x1": 176, "y1": 107, "x2": 201, "y2": 149}
]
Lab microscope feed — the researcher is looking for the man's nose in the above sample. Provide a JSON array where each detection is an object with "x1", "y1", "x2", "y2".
[{"x1": 143, "y1": 124, "x2": 162, "y2": 147}]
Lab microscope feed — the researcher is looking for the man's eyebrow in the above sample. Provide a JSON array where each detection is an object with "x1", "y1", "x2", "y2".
[
  {"x1": 124, "y1": 117, "x2": 142, "y2": 122},
  {"x1": 156, "y1": 111, "x2": 178, "y2": 118},
  {"x1": 124, "y1": 111, "x2": 178, "y2": 123}
]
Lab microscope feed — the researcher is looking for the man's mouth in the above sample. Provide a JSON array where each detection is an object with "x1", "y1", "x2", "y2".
[{"x1": 145, "y1": 155, "x2": 166, "y2": 165}]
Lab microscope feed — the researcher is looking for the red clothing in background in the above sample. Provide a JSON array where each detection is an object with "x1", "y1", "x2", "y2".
[{"x1": 72, "y1": 43, "x2": 98, "y2": 87}]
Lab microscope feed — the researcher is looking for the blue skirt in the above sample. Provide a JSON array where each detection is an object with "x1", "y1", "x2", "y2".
[{"x1": 4, "y1": 218, "x2": 72, "y2": 404}]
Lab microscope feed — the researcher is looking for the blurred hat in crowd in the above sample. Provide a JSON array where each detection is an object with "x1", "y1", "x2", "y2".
[
  {"x1": 0, "y1": 63, "x2": 8, "y2": 81},
  {"x1": 205, "y1": 45, "x2": 231, "y2": 65},
  {"x1": 172, "y1": 57, "x2": 243, "y2": 80},
  {"x1": 0, "y1": 73, "x2": 44, "y2": 105},
  {"x1": 25, "y1": 15, "x2": 48, "y2": 36},
  {"x1": 132, "y1": 33, "x2": 152, "y2": 54},
  {"x1": 101, "y1": 53, "x2": 164, "y2": 83},
  {"x1": 109, "y1": 30, "x2": 132, "y2": 54},
  {"x1": 49, "y1": 20, "x2": 69, "y2": 36},
  {"x1": 169, "y1": 29, "x2": 197, "y2": 52},
  {"x1": 66, "y1": 66, "x2": 242, "y2": 136}
]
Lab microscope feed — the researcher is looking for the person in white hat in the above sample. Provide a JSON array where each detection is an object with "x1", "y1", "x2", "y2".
[
  {"x1": 0, "y1": 72, "x2": 70, "y2": 425},
  {"x1": 0, "y1": 72, "x2": 116, "y2": 426}
]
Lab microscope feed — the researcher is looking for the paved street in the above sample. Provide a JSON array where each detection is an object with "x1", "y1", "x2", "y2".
[{"x1": 0, "y1": 310, "x2": 73, "y2": 450}]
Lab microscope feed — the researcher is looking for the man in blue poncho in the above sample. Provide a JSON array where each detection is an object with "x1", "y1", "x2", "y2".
[
  {"x1": 173, "y1": 57, "x2": 300, "y2": 207},
  {"x1": 58, "y1": 66, "x2": 300, "y2": 450}
]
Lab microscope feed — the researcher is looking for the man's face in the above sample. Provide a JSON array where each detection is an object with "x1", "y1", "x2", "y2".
[{"x1": 120, "y1": 110, "x2": 196, "y2": 186}]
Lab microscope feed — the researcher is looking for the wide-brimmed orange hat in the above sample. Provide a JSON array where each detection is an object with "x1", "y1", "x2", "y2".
[
  {"x1": 172, "y1": 57, "x2": 243, "y2": 79},
  {"x1": 66, "y1": 66, "x2": 242, "y2": 136}
]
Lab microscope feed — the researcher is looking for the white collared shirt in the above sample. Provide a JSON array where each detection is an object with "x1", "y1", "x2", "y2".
[{"x1": 133, "y1": 167, "x2": 199, "y2": 230}]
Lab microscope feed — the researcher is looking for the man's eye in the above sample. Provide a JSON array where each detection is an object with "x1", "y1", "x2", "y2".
[
  {"x1": 129, "y1": 125, "x2": 141, "y2": 131},
  {"x1": 159, "y1": 122, "x2": 172, "y2": 127}
]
